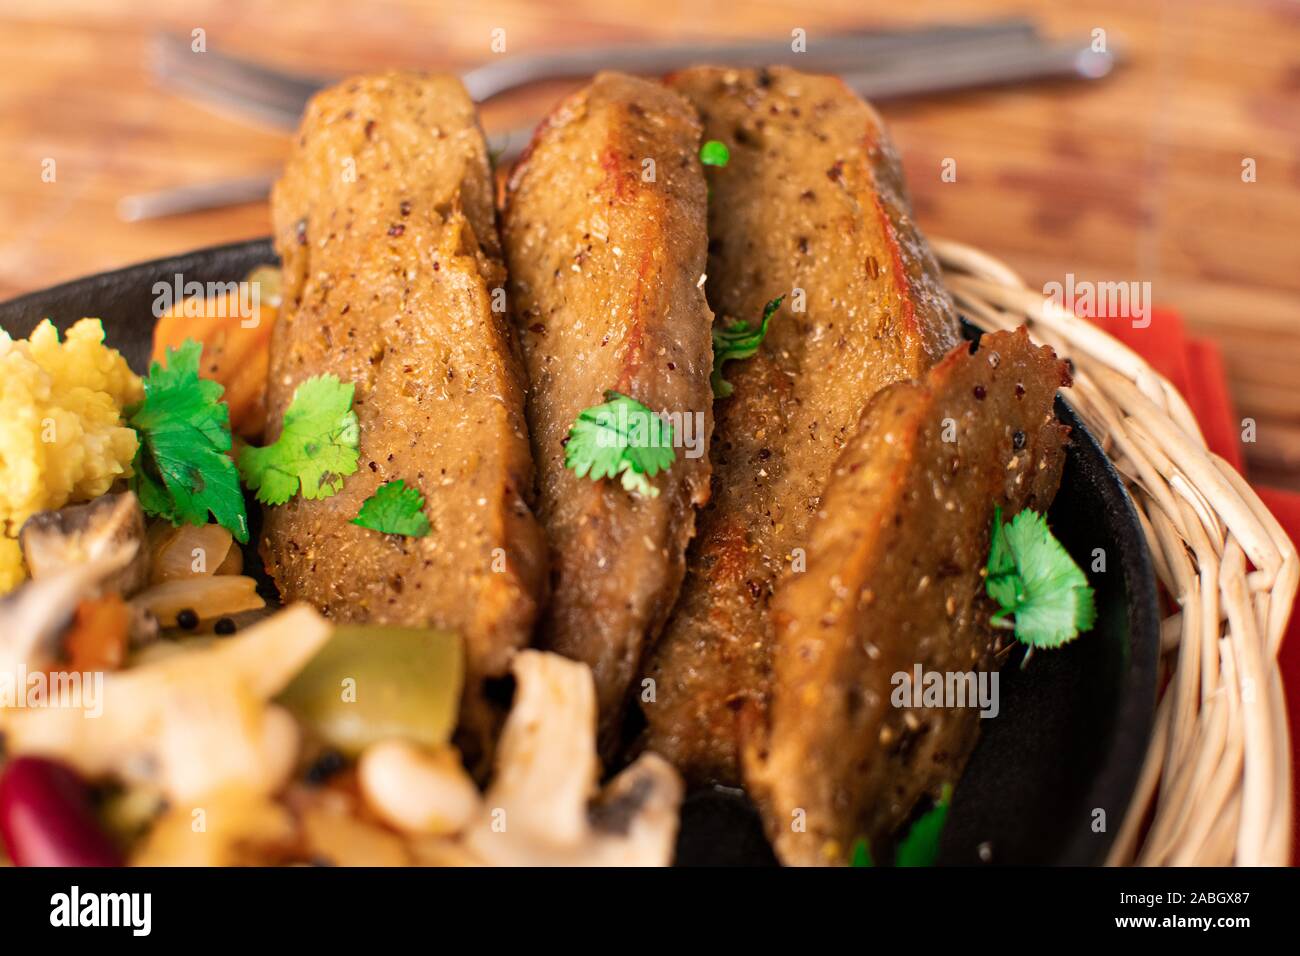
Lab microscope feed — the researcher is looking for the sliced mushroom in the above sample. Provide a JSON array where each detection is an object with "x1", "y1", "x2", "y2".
[
  {"x1": 459, "y1": 651, "x2": 684, "y2": 866},
  {"x1": 19, "y1": 492, "x2": 148, "y2": 596}
]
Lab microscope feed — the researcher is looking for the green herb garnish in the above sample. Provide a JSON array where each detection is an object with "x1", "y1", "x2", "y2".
[
  {"x1": 711, "y1": 295, "x2": 782, "y2": 398},
  {"x1": 849, "y1": 838, "x2": 875, "y2": 868},
  {"x1": 894, "y1": 784, "x2": 952, "y2": 867},
  {"x1": 986, "y1": 506, "x2": 1096, "y2": 649},
  {"x1": 563, "y1": 390, "x2": 675, "y2": 498},
  {"x1": 850, "y1": 783, "x2": 952, "y2": 868},
  {"x1": 700, "y1": 139, "x2": 730, "y2": 167},
  {"x1": 127, "y1": 340, "x2": 248, "y2": 543},
  {"x1": 238, "y1": 374, "x2": 361, "y2": 505},
  {"x1": 353, "y1": 479, "x2": 430, "y2": 537}
]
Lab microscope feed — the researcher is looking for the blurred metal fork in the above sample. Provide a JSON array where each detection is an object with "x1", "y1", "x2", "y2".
[
  {"x1": 150, "y1": 19, "x2": 1043, "y2": 129},
  {"x1": 123, "y1": 22, "x2": 1118, "y2": 221}
]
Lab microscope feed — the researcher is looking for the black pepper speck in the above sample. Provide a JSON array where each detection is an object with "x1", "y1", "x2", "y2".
[{"x1": 306, "y1": 749, "x2": 346, "y2": 786}]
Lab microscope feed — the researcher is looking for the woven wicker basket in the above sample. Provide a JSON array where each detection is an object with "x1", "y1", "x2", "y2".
[{"x1": 935, "y1": 239, "x2": 1297, "y2": 866}]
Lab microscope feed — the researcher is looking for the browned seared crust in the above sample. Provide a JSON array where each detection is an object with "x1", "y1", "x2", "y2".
[
  {"x1": 638, "y1": 66, "x2": 961, "y2": 783},
  {"x1": 502, "y1": 72, "x2": 714, "y2": 744},
  {"x1": 264, "y1": 73, "x2": 547, "y2": 759},
  {"x1": 745, "y1": 327, "x2": 1071, "y2": 865}
]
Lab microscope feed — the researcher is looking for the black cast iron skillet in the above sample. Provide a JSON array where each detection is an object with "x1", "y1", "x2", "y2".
[{"x1": 0, "y1": 239, "x2": 1159, "y2": 866}]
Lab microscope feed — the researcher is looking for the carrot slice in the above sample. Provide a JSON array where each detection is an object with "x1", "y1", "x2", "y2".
[
  {"x1": 62, "y1": 594, "x2": 131, "y2": 672},
  {"x1": 150, "y1": 268, "x2": 279, "y2": 437}
]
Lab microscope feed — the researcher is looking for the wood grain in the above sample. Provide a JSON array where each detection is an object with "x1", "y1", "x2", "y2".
[{"x1": 0, "y1": 0, "x2": 1296, "y2": 487}]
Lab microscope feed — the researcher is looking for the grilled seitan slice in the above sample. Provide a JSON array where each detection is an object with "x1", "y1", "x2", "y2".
[
  {"x1": 638, "y1": 66, "x2": 961, "y2": 783},
  {"x1": 745, "y1": 327, "x2": 1071, "y2": 866},
  {"x1": 264, "y1": 73, "x2": 547, "y2": 762},
  {"x1": 502, "y1": 72, "x2": 715, "y2": 746}
]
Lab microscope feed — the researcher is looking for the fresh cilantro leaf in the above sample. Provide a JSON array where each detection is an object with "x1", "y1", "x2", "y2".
[
  {"x1": 850, "y1": 838, "x2": 875, "y2": 868},
  {"x1": 353, "y1": 480, "x2": 430, "y2": 537},
  {"x1": 126, "y1": 340, "x2": 248, "y2": 543},
  {"x1": 850, "y1": 784, "x2": 951, "y2": 868},
  {"x1": 985, "y1": 507, "x2": 1096, "y2": 649},
  {"x1": 894, "y1": 784, "x2": 952, "y2": 867},
  {"x1": 564, "y1": 390, "x2": 675, "y2": 498},
  {"x1": 985, "y1": 505, "x2": 1020, "y2": 609},
  {"x1": 711, "y1": 295, "x2": 782, "y2": 398},
  {"x1": 238, "y1": 374, "x2": 361, "y2": 505},
  {"x1": 700, "y1": 139, "x2": 730, "y2": 167}
]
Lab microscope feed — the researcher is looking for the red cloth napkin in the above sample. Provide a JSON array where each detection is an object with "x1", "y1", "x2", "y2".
[{"x1": 1089, "y1": 308, "x2": 1297, "y2": 864}]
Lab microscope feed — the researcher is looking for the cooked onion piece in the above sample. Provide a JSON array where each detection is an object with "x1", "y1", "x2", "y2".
[
  {"x1": 214, "y1": 541, "x2": 243, "y2": 576},
  {"x1": 147, "y1": 523, "x2": 237, "y2": 584},
  {"x1": 132, "y1": 574, "x2": 264, "y2": 626}
]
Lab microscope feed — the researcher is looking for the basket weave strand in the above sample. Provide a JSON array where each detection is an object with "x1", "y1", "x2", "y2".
[{"x1": 934, "y1": 239, "x2": 1297, "y2": 866}]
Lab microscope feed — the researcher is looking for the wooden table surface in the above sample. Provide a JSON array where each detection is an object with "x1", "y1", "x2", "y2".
[{"x1": 0, "y1": 0, "x2": 1297, "y2": 487}]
